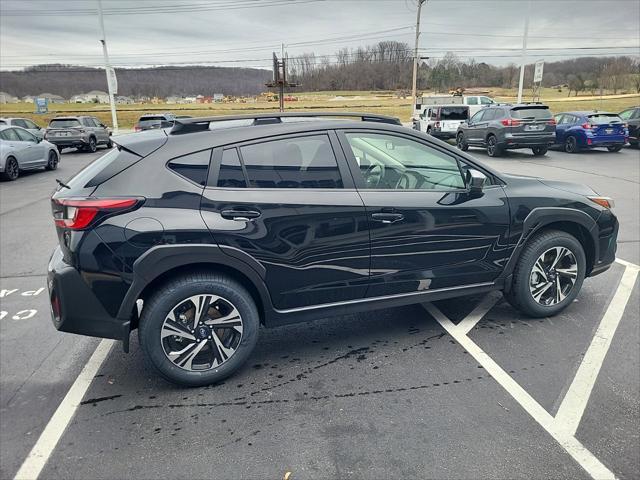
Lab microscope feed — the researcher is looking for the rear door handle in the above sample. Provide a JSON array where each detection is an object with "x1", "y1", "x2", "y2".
[
  {"x1": 221, "y1": 209, "x2": 261, "y2": 221},
  {"x1": 371, "y1": 212, "x2": 404, "y2": 224}
]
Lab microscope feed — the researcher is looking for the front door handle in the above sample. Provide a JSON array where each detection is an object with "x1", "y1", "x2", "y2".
[
  {"x1": 371, "y1": 212, "x2": 404, "y2": 224},
  {"x1": 221, "y1": 209, "x2": 261, "y2": 221}
]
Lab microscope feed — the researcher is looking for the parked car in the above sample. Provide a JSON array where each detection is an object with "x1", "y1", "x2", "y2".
[
  {"x1": 48, "y1": 112, "x2": 618, "y2": 386},
  {"x1": 413, "y1": 105, "x2": 470, "y2": 139},
  {"x1": 0, "y1": 117, "x2": 46, "y2": 139},
  {"x1": 618, "y1": 106, "x2": 640, "y2": 148},
  {"x1": 0, "y1": 125, "x2": 59, "y2": 180},
  {"x1": 463, "y1": 95, "x2": 496, "y2": 116},
  {"x1": 553, "y1": 111, "x2": 627, "y2": 153},
  {"x1": 134, "y1": 113, "x2": 176, "y2": 132},
  {"x1": 45, "y1": 116, "x2": 112, "y2": 153},
  {"x1": 456, "y1": 103, "x2": 556, "y2": 157}
]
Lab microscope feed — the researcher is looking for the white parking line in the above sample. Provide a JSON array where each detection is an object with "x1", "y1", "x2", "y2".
[
  {"x1": 13, "y1": 339, "x2": 114, "y2": 480},
  {"x1": 455, "y1": 291, "x2": 502, "y2": 335},
  {"x1": 556, "y1": 263, "x2": 639, "y2": 434},
  {"x1": 425, "y1": 303, "x2": 617, "y2": 480}
]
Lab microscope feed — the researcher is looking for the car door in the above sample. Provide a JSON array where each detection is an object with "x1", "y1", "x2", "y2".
[
  {"x1": 465, "y1": 109, "x2": 487, "y2": 143},
  {"x1": 92, "y1": 117, "x2": 109, "y2": 143},
  {"x1": 200, "y1": 131, "x2": 371, "y2": 310},
  {"x1": 553, "y1": 114, "x2": 566, "y2": 144},
  {"x1": 338, "y1": 130, "x2": 511, "y2": 298},
  {"x1": 14, "y1": 128, "x2": 45, "y2": 166},
  {"x1": 0, "y1": 128, "x2": 28, "y2": 166},
  {"x1": 21, "y1": 119, "x2": 44, "y2": 139}
]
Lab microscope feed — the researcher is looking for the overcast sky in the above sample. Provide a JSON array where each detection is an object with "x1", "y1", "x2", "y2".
[{"x1": 1, "y1": 0, "x2": 639, "y2": 71}]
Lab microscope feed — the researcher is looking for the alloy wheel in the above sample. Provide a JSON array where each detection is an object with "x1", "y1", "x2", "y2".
[
  {"x1": 47, "y1": 151, "x2": 58, "y2": 170},
  {"x1": 6, "y1": 158, "x2": 19, "y2": 180},
  {"x1": 529, "y1": 246, "x2": 578, "y2": 306},
  {"x1": 565, "y1": 136, "x2": 577, "y2": 153},
  {"x1": 89, "y1": 138, "x2": 97, "y2": 152},
  {"x1": 487, "y1": 136, "x2": 497, "y2": 156},
  {"x1": 161, "y1": 294, "x2": 243, "y2": 371}
]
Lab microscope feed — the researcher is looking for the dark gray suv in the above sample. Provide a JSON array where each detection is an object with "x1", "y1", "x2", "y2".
[{"x1": 456, "y1": 103, "x2": 556, "y2": 157}]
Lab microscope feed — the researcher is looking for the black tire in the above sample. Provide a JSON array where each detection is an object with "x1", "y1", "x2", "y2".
[
  {"x1": 56, "y1": 145, "x2": 64, "y2": 154},
  {"x1": 106, "y1": 138, "x2": 113, "y2": 149},
  {"x1": 2, "y1": 156, "x2": 19, "y2": 181},
  {"x1": 87, "y1": 136, "x2": 97, "y2": 153},
  {"x1": 45, "y1": 150, "x2": 59, "y2": 170},
  {"x1": 486, "y1": 135, "x2": 502, "y2": 157},
  {"x1": 607, "y1": 145, "x2": 622, "y2": 152},
  {"x1": 456, "y1": 132, "x2": 469, "y2": 151},
  {"x1": 564, "y1": 135, "x2": 579, "y2": 153},
  {"x1": 532, "y1": 146, "x2": 548, "y2": 156},
  {"x1": 426, "y1": 127, "x2": 432, "y2": 136},
  {"x1": 504, "y1": 229, "x2": 586, "y2": 318},
  {"x1": 138, "y1": 272, "x2": 260, "y2": 387}
]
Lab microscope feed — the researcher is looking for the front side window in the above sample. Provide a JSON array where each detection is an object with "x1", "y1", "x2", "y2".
[
  {"x1": 15, "y1": 128, "x2": 36, "y2": 142},
  {"x1": 470, "y1": 110, "x2": 485, "y2": 123},
  {"x1": 23, "y1": 119, "x2": 39, "y2": 129},
  {"x1": 482, "y1": 109, "x2": 496, "y2": 121},
  {"x1": 81, "y1": 118, "x2": 94, "y2": 127},
  {"x1": 167, "y1": 150, "x2": 211, "y2": 186},
  {"x1": 344, "y1": 132, "x2": 465, "y2": 191},
  {"x1": 480, "y1": 96, "x2": 494, "y2": 105},
  {"x1": 240, "y1": 135, "x2": 342, "y2": 189},
  {"x1": 12, "y1": 119, "x2": 28, "y2": 128}
]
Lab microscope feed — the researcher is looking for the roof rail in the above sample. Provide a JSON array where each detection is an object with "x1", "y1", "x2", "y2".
[{"x1": 170, "y1": 112, "x2": 402, "y2": 134}]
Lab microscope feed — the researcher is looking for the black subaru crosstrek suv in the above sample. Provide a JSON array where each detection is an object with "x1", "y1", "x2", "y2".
[{"x1": 48, "y1": 112, "x2": 618, "y2": 386}]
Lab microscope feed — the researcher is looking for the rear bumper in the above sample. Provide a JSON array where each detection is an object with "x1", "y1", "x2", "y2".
[
  {"x1": 502, "y1": 133, "x2": 555, "y2": 148},
  {"x1": 47, "y1": 135, "x2": 89, "y2": 148},
  {"x1": 47, "y1": 246, "x2": 130, "y2": 343},
  {"x1": 585, "y1": 138, "x2": 626, "y2": 148},
  {"x1": 431, "y1": 130, "x2": 457, "y2": 139}
]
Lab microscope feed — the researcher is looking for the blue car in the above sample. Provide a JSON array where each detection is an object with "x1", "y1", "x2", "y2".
[{"x1": 554, "y1": 111, "x2": 628, "y2": 153}]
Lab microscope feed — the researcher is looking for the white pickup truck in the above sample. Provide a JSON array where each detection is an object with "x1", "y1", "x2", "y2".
[{"x1": 413, "y1": 94, "x2": 495, "y2": 121}]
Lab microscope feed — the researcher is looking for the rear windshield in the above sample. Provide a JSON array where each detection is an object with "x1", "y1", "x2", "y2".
[
  {"x1": 510, "y1": 107, "x2": 551, "y2": 120},
  {"x1": 50, "y1": 119, "x2": 81, "y2": 128},
  {"x1": 587, "y1": 114, "x2": 622, "y2": 125},
  {"x1": 440, "y1": 107, "x2": 469, "y2": 120},
  {"x1": 138, "y1": 116, "x2": 173, "y2": 128},
  {"x1": 66, "y1": 148, "x2": 141, "y2": 189}
]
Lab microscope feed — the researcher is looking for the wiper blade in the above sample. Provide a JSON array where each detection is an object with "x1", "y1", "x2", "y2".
[{"x1": 55, "y1": 178, "x2": 70, "y2": 190}]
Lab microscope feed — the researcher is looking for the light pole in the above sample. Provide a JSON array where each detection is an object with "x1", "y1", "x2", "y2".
[
  {"x1": 97, "y1": 0, "x2": 118, "y2": 134},
  {"x1": 516, "y1": 0, "x2": 531, "y2": 104},
  {"x1": 412, "y1": 0, "x2": 427, "y2": 110}
]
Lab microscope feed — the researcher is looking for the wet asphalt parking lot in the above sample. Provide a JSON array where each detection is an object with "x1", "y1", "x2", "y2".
[{"x1": 1, "y1": 143, "x2": 638, "y2": 479}]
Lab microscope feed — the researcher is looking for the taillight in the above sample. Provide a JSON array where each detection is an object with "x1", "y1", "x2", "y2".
[
  {"x1": 52, "y1": 197, "x2": 142, "y2": 230},
  {"x1": 134, "y1": 125, "x2": 142, "y2": 132},
  {"x1": 501, "y1": 118, "x2": 522, "y2": 127},
  {"x1": 581, "y1": 123, "x2": 596, "y2": 130},
  {"x1": 547, "y1": 119, "x2": 556, "y2": 126}
]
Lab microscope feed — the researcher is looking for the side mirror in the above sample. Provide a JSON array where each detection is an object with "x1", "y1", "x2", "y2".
[
  {"x1": 36, "y1": 137, "x2": 42, "y2": 143},
  {"x1": 466, "y1": 168, "x2": 487, "y2": 194}
]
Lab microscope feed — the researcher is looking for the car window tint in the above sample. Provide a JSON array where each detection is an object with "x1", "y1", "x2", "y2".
[
  {"x1": 587, "y1": 114, "x2": 622, "y2": 125},
  {"x1": 24, "y1": 119, "x2": 39, "y2": 129},
  {"x1": 13, "y1": 119, "x2": 27, "y2": 128},
  {"x1": 470, "y1": 110, "x2": 485, "y2": 122},
  {"x1": 482, "y1": 109, "x2": 496, "y2": 121},
  {"x1": 632, "y1": 109, "x2": 640, "y2": 119},
  {"x1": 511, "y1": 108, "x2": 552, "y2": 120},
  {"x1": 50, "y1": 119, "x2": 81, "y2": 128},
  {"x1": 15, "y1": 128, "x2": 35, "y2": 142},
  {"x1": 167, "y1": 150, "x2": 211, "y2": 186},
  {"x1": 217, "y1": 148, "x2": 246, "y2": 188},
  {"x1": 81, "y1": 118, "x2": 94, "y2": 127},
  {"x1": 480, "y1": 96, "x2": 493, "y2": 105},
  {"x1": 466, "y1": 97, "x2": 478, "y2": 105},
  {"x1": 618, "y1": 109, "x2": 633, "y2": 120},
  {"x1": 345, "y1": 132, "x2": 464, "y2": 191},
  {"x1": 240, "y1": 135, "x2": 343, "y2": 189},
  {"x1": 1, "y1": 129, "x2": 19, "y2": 141}
]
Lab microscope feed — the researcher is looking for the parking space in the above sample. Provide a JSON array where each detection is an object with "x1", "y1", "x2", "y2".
[{"x1": 1, "y1": 146, "x2": 638, "y2": 479}]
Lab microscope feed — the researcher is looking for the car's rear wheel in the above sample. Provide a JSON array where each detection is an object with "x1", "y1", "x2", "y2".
[
  {"x1": 2, "y1": 157, "x2": 19, "y2": 181},
  {"x1": 531, "y1": 146, "x2": 548, "y2": 156},
  {"x1": 607, "y1": 145, "x2": 622, "y2": 152},
  {"x1": 139, "y1": 272, "x2": 259, "y2": 387},
  {"x1": 456, "y1": 132, "x2": 469, "y2": 151},
  {"x1": 45, "y1": 150, "x2": 58, "y2": 170},
  {"x1": 564, "y1": 136, "x2": 578, "y2": 153},
  {"x1": 486, "y1": 135, "x2": 502, "y2": 157},
  {"x1": 87, "y1": 136, "x2": 97, "y2": 153},
  {"x1": 504, "y1": 229, "x2": 586, "y2": 317}
]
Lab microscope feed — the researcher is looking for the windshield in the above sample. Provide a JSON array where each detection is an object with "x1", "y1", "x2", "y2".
[
  {"x1": 587, "y1": 114, "x2": 622, "y2": 125},
  {"x1": 49, "y1": 119, "x2": 81, "y2": 128},
  {"x1": 511, "y1": 108, "x2": 551, "y2": 120},
  {"x1": 440, "y1": 107, "x2": 469, "y2": 120}
]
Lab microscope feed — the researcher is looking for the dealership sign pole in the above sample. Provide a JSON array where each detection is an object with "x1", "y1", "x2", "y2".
[
  {"x1": 516, "y1": 0, "x2": 531, "y2": 104},
  {"x1": 97, "y1": 0, "x2": 119, "y2": 134}
]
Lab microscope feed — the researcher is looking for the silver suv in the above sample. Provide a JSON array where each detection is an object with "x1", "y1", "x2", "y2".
[
  {"x1": 45, "y1": 116, "x2": 112, "y2": 153},
  {"x1": 456, "y1": 103, "x2": 556, "y2": 157},
  {"x1": 0, "y1": 117, "x2": 46, "y2": 139}
]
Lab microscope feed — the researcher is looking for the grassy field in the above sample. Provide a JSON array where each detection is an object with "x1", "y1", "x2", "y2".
[{"x1": 1, "y1": 87, "x2": 638, "y2": 129}]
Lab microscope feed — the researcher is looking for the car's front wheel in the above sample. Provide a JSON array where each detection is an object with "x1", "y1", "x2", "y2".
[
  {"x1": 138, "y1": 272, "x2": 259, "y2": 387},
  {"x1": 486, "y1": 135, "x2": 502, "y2": 157},
  {"x1": 505, "y1": 229, "x2": 586, "y2": 317},
  {"x1": 456, "y1": 132, "x2": 469, "y2": 151},
  {"x1": 45, "y1": 150, "x2": 58, "y2": 170},
  {"x1": 532, "y1": 146, "x2": 548, "y2": 156}
]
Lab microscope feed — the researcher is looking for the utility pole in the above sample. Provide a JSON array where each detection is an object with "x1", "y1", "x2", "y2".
[
  {"x1": 97, "y1": 0, "x2": 118, "y2": 134},
  {"x1": 411, "y1": 0, "x2": 426, "y2": 110},
  {"x1": 516, "y1": 0, "x2": 531, "y2": 104}
]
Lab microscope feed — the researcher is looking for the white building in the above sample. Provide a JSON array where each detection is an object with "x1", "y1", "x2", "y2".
[
  {"x1": 0, "y1": 92, "x2": 19, "y2": 104},
  {"x1": 38, "y1": 93, "x2": 66, "y2": 104},
  {"x1": 115, "y1": 96, "x2": 134, "y2": 104}
]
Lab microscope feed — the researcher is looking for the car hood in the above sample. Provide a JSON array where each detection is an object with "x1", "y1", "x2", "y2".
[{"x1": 501, "y1": 172, "x2": 598, "y2": 196}]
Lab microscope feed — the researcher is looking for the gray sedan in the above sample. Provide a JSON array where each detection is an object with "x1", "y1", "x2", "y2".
[{"x1": 0, "y1": 125, "x2": 59, "y2": 181}]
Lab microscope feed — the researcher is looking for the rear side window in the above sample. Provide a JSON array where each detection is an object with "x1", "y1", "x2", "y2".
[
  {"x1": 0, "y1": 128, "x2": 19, "y2": 141},
  {"x1": 167, "y1": 150, "x2": 211, "y2": 186},
  {"x1": 68, "y1": 148, "x2": 142, "y2": 189},
  {"x1": 482, "y1": 109, "x2": 496, "y2": 121},
  {"x1": 440, "y1": 107, "x2": 468, "y2": 120},
  {"x1": 217, "y1": 149, "x2": 246, "y2": 188},
  {"x1": 50, "y1": 119, "x2": 80, "y2": 128},
  {"x1": 511, "y1": 107, "x2": 551, "y2": 120},
  {"x1": 239, "y1": 135, "x2": 343, "y2": 189},
  {"x1": 466, "y1": 97, "x2": 478, "y2": 105}
]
